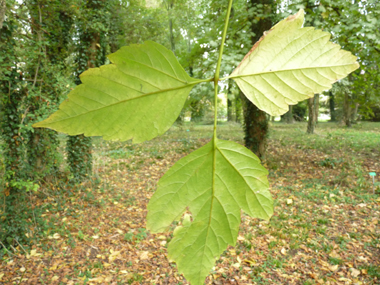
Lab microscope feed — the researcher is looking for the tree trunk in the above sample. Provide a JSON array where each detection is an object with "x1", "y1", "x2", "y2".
[
  {"x1": 351, "y1": 102, "x2": 359, "y2": 123},
  {"x1": 26, "y1": 1, "x2": 64, "y2": 181},
  {"x1": 344, "y1": 92, "x2": 352, "y2": 127},
  {"x1": 242, "y1": 91, "x2": 268, "y2": 159},
  {"x1": 242, "y1": 0, "x2": 273, "y2": 159},
  {"x1": 0, "y1": 12, "x2": 31, "y2": 245},
  {"x1": 67, "y1": 0, "x2": 109, "y2": 182},
  {"x1": 235, "y1": 94, "x2": 242, "y2": 123},
  {"x1": 307, "y1": 95, "x2": 317, "y2": 134},
  {"x1": 167, "y1": 1, "x2": 175, "y2": 55},
  {"x1": 169, "y1": 18, "x2": 175, "y2": 55},
  {"x1": 67, "y1": 135, "x2": 93, "y2": 181},
  {"x1": 227, "y1": 98, "x2": 233, "y2": 121},
  {"x1": 281, "y1": 106, "x2": 294, "y2": 123},
  {"x1": 314, "y1": 94, "x2": 319, "y2": 124},
  {"x1": 227, "y1": 79, "x2": 234, "y2": 121},
  {"x1": 329, "y1": 91, "x2": 336, "y2": 122}
]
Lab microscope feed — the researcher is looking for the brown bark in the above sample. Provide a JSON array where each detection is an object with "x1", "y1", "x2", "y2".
[
  {"x1": 344, "y1": 92, "x2": 352, "y2": 127},
  {"x1": 314, "y1": 94, "x2": 319, "y2": 124},
  {"x1": 329, "y1": 91, "x2": 336, "y2": 122},
  {"x1": 307, "y1": 95, "x2": 317, "y2": 134},
  {"x1": 242, "y1": 92, "x2": 268, "y2": 159}
]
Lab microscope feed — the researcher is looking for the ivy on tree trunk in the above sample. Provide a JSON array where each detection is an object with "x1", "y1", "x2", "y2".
[
  {"x1": 67, "y1": 0, "x2": 110, "y2": 182},
  {"x1": 242, "y1": 0, "x2": 273, "y2": 159}
]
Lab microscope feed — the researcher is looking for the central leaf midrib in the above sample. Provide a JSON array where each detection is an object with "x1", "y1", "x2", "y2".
[
  {"x1": 198, "y1": 140, "x2": 217, "y2": 282},
  {"x1": 229, "y1": 63, "x2": 357, "y2": 79},
  {"x1": 216, "y1": 145, "x2": 271, "y2": 217},
  {"x1": 41, "y1": 83, "x2": 197, "y2": 125}
]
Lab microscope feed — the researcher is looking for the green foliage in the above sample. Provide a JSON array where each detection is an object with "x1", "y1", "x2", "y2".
[
  {"x1": 293, "y1": 101, "x2": 307, "y2": 121},
  {"x1": 34, "y1": 41, "x2": 203, "y2": 143},
  {"x1": 1, "y1": 0, "x2": 81, "y2": 246},
  {"x1": 147, "y1": 139, "x2": 272, "y2": 284},
  {"x1": 66, "y1": 135, "x2": 93, "y2": 181},
  {"x1": 230, "y1": 10, "x2": 359, "y2": 116},
  {"x1": 33, "y1": 5, "x2": 358, "y2": 285},
  {"x1": 286, "y1": 0, "x2": 380, "y2": 125},
  {"x1": 65, "y1": 0, "x2": 113, "y2": 182}
]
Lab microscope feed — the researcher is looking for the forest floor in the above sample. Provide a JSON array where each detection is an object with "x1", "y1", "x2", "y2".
[{"x1": 1, "y1": 121, "x2": 380, "y2": 285}]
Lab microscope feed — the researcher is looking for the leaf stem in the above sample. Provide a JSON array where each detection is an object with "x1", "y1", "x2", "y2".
[{"x1": 213, "y1": 0, "x2": 234, "y2": 140}]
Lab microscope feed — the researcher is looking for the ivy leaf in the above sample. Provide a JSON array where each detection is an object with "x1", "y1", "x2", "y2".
[
  {"x1": 147, "y1": 139, "x2": 272, "y2": 285},
  {"x1": 230, "y1": 9, "x2": 360, "y2": 116},
  {"x1": 33, "y1": 41, "x2": 198, "y2": 143}
]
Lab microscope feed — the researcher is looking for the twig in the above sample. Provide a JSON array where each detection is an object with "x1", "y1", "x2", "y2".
[
  {"x1": 0, "y1": 241, "x2": 16, "y2": 256},
  {"x1": 32, "y1": 3, "x2": 43, "y2": 89},
  {"x1": 10, "y1": 244, "x2": 18, "y2": 253},
  {"x1": 13, "y1": 239, "x2": 28, "y2": 255},
  {"x1": 24, "y1": 79, "x2": 43, "y2": 82}
]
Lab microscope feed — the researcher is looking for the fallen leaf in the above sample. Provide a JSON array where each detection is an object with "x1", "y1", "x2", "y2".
[
  {"x1": 140, "y1": 251, "x2": 149, "y2": 260},
  {"x1": 329, "y1": 250, "x2": 340, "y2": 259},
  {"x1": 109, "y1": 250, "x2": 121, "y2": 262},
  {"x1": 243, "y1": 258, "x2": 256, "y2": 266},
  {"x1": 350, "y1": 268, "x2": 361, "y2": 277}
]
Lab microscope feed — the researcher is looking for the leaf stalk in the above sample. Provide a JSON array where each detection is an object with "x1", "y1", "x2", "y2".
[{"x1": 213, "y1": 0, "x2": 234, "y2": 140}]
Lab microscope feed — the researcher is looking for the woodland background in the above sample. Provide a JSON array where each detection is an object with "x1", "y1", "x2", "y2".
[{"x1": 0, "y1": 0, "x2": 379, "y2": 284}]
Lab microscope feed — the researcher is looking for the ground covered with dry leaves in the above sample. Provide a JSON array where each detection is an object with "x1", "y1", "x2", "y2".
[{"x1": 1, "y1": 122, "x2": 380, "y2": 285}]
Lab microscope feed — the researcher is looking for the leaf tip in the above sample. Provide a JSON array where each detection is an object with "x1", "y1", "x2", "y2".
[{"x1": 287, "y1": 9, "x2": 304, "y2": 21}]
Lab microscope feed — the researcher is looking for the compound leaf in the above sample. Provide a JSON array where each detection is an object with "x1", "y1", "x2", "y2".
[
  {"x1": 147, "y1": 139, "x2": 272, "y2": 285},
  {"x1": 230, "y1": 9, "x2": 360, "y2": 116},
  {"x1": 33, "y1": 41, "x2": 198, "y2": 143}
]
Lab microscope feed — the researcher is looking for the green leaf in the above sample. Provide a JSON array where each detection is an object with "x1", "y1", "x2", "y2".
[
  {"x1": 230, "y1": 9, "x2": 360, "y2": 116},
  {"x1": 147, "y1": 139, "x2": 272, "y2": 285},
  {"x1": 33, "y1": 41, "x2": 199, "y2": 143}
]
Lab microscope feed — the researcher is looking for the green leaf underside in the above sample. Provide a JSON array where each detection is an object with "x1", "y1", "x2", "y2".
[
  {"x1": 33, "y1": 41, "x2": 197, "y2": 143},
  {"x1": 147, "y1": 139, "x2": 272, "y2": 285},
  {"x1": 231, "y1": 9, "x2": 360, "y2": 116}
]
